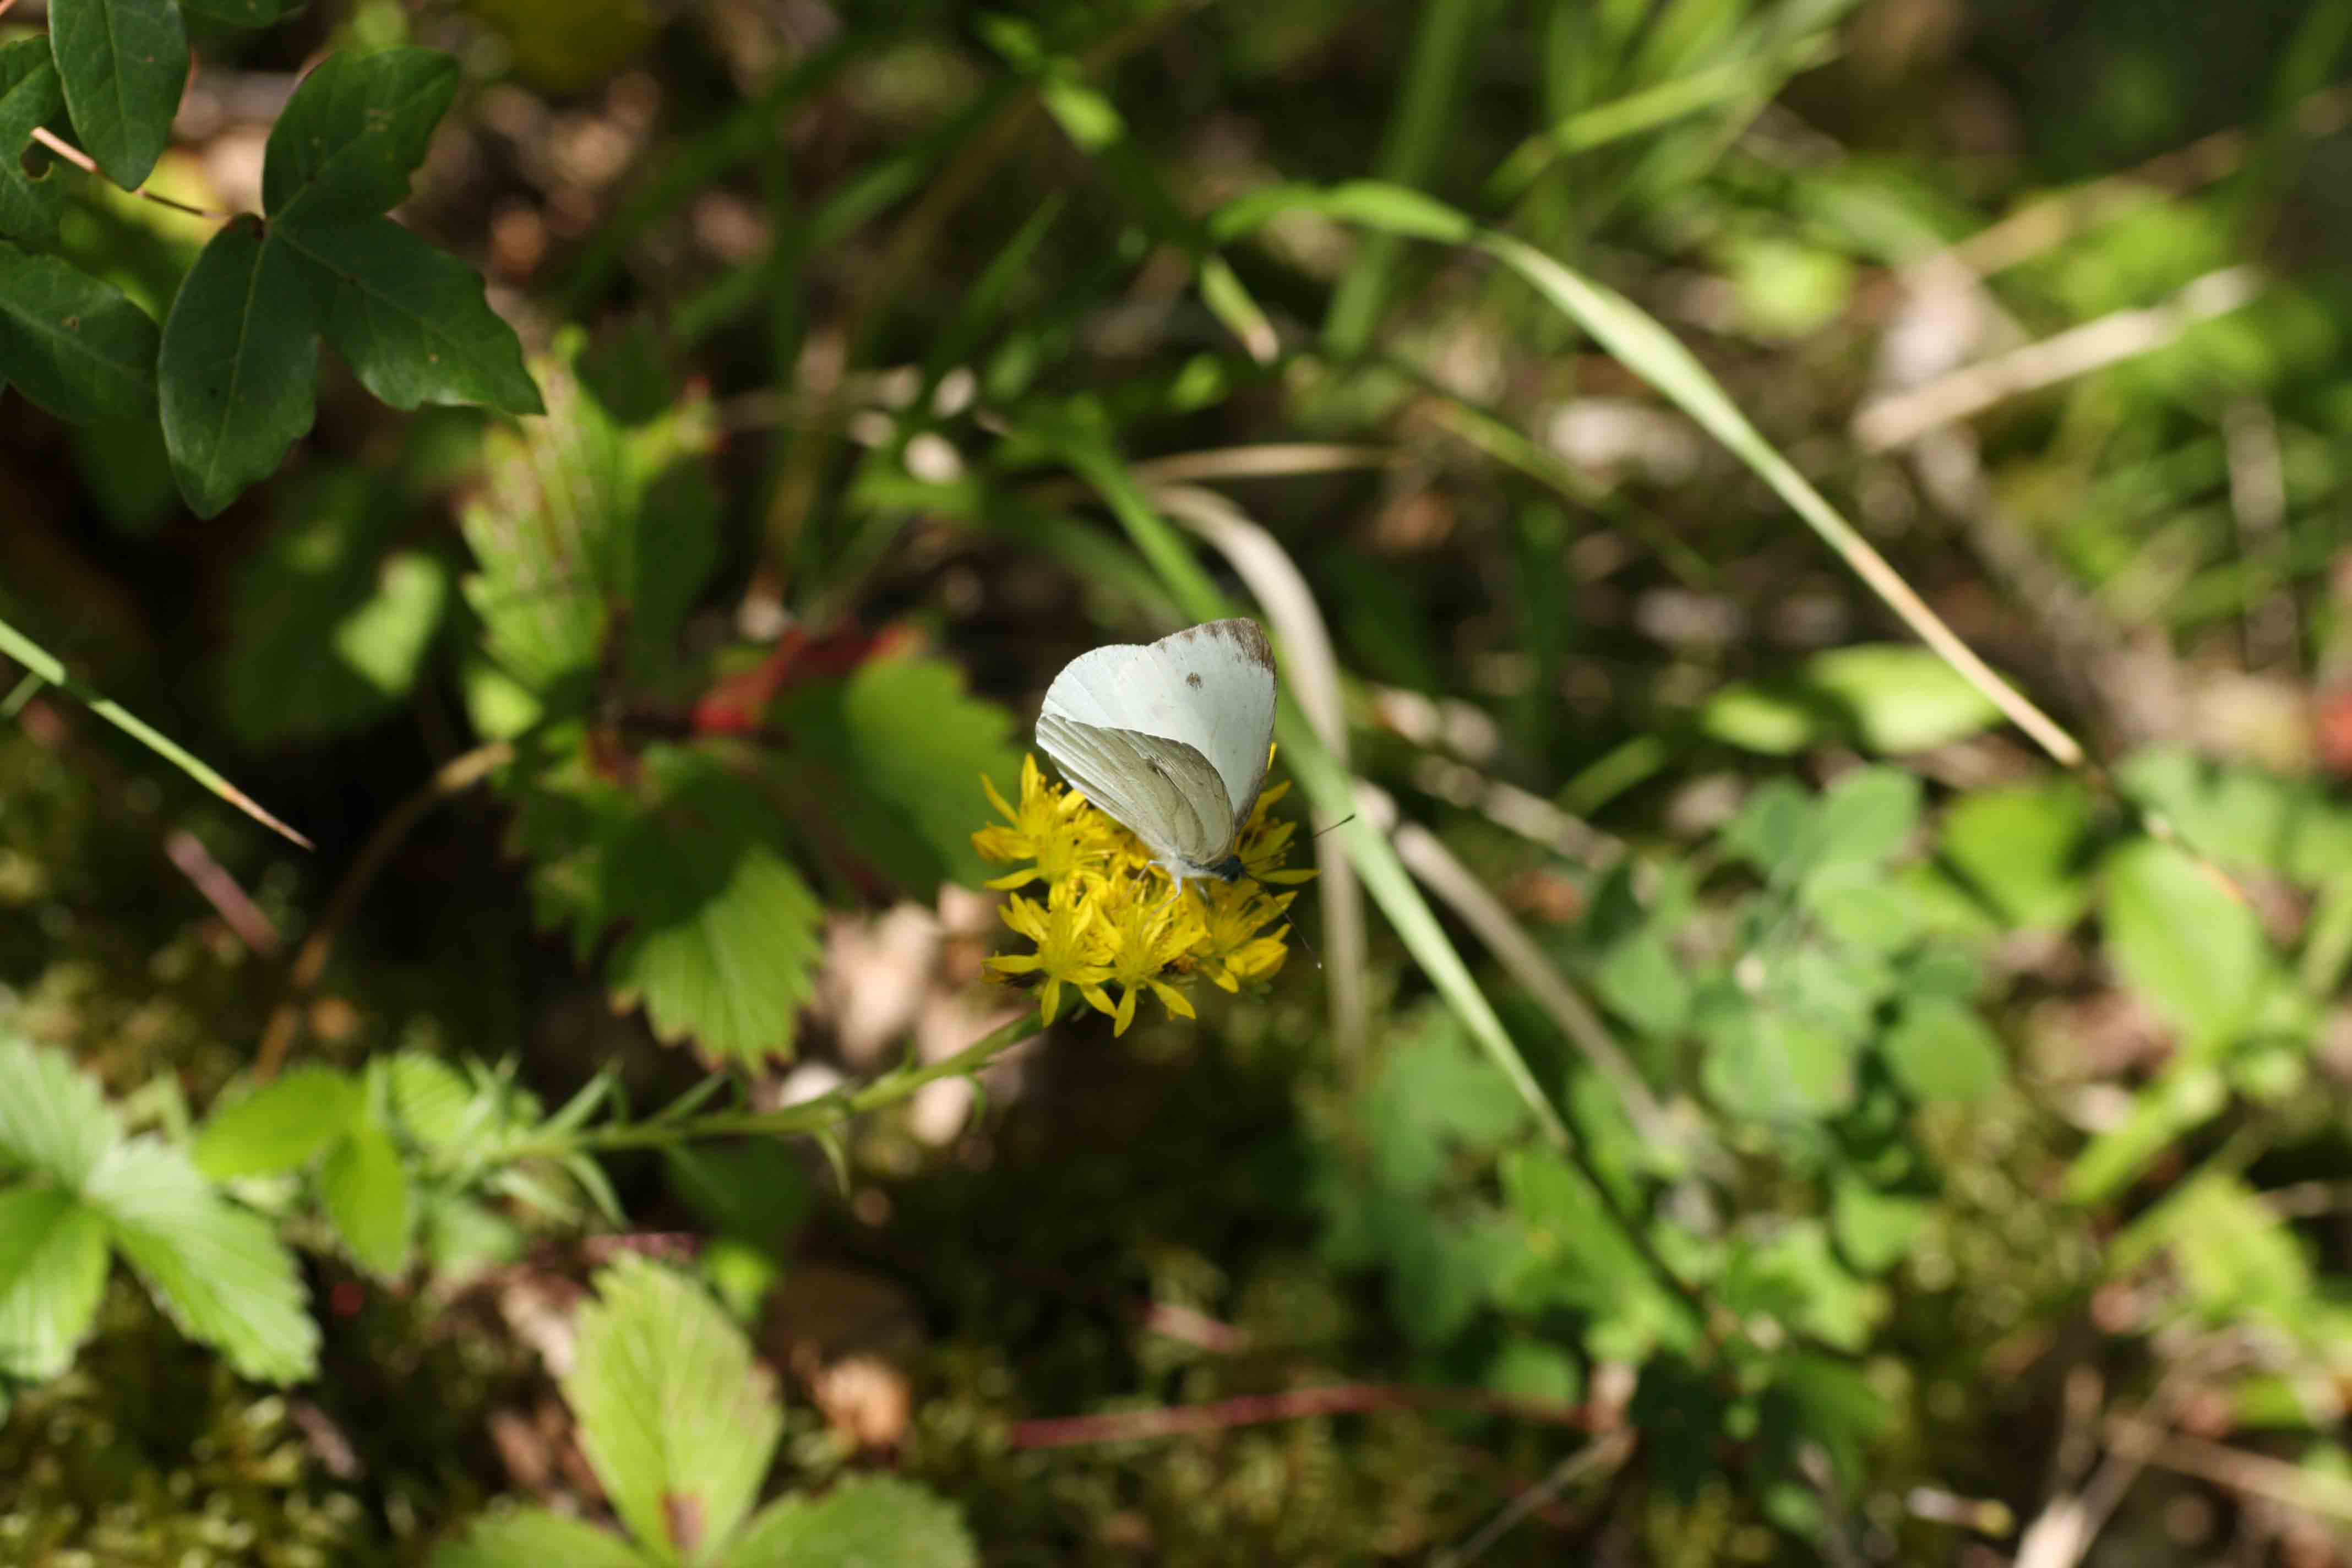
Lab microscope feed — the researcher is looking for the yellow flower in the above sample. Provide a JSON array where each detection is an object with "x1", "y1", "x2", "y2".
[
  {"x1": 973, "y1": 754, "x2": 1114, "y2": 890},
  {"x1": 974, "y1": 749, "x2": 1313, "y2": 1033},
  {"x1": 986, "y1": 879, "x2": 1112, "y2": 1025}
]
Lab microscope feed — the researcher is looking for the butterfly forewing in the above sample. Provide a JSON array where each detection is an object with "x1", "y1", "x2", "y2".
[{"x1": 1038, "y1": 618, "x2": 1278, "y2": 869}]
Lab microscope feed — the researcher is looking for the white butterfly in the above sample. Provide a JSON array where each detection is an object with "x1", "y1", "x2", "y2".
[{"x1": 1036, "y1": 618, "x2": 1278, "y2": 898}]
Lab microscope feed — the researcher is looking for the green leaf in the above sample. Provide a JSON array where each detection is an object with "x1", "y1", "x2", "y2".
[
  {"x1": 1811, "y1": 766, "x2": 1921, "y2": 869},
  {"x1": 2113, "y1": 1173, "x2": 2312, "y2": 1322},
  {"x1": 461, "y1": 343, "x2": 719, "y2": 693},
  {"x1": 0, "y1": 1186, "x2": 110, "y2": 1379},
  {"x1": 88, "y1": 1137, "x2": 319, "y2": 1383},
  {"x1": 1723, "y1": 1221, "x2": 1882, "y2": 1352},
  {"x1": 179, "y1": 0, "x2": 309, "y2": 25},
  {"x1": 563, "y1": 1256, "x2": 782, "y2": 1565},
  {"x1": 385, "y1": 1053, "x2": 478, "y2": 1148},
  {"x1": 1880, "y1": 996, "x2": 2003, "y2": 1103},
  {"x1": 0, "y1": 1031, "x2": 122, "y2": 1189},
  {"x1": 0, "y1": 243, "x2": 159, "y2": 424},
  {"x1": 218, "y1": 472, "x2": 453, "y2": 746},
  {"x1": 2065, "y1": 1060, "x2": 2229, "y2": 1204},
  {"x1": 2102, "y1": 839, "x2": 2269, "y2": 1047},
  {"x1": 158, "y1": 216, "x2": 321, "y2": 518},
  {"x1": 1941, "y1": 781, "x2": 2094, "y2": 930},
  {"x1": 278, "y1": 215, "x2": 542, "y2": 414},
  {"x1": 1699, "y1": 994, "x2": 1855, "y2": 1121},
  {"x1": 1831, "y1": 1176, "x2": 1928, "y2": 1276},
  {"x1": 0, "y1": 40, "x2": 67, "y2": 245},
  {"x1": 192, "y1": 1065, "x2": 361, "y2": 1179},
  {"x1": 834, "y1": 657, "x2": 1021, "y2": 891},
  {"x1": 319, "y1": 1117, "x2": 412, "y2": 1277},
  {"x1": 433, "y1": 1507, "x2": 652, "y2": 1568},
  {"x1": 1803, "y1": 644, "x2": 2003, "y2": 755},
  {"x1": 1365, "y1": 1011, "x2": 1529, "y2": 1195},
  {"x1": 603, "y1": 754, "x2": 825, "y2": 1066},
  {"x1": 720, "y1": 1477, "x2": 978, "y2": 1568},
  {"x1": 48, "y1": 0, "x2": 188, "y2": 188},
  {"x1": 263, "y1": 48, "x2": 459, "y2": 223}
]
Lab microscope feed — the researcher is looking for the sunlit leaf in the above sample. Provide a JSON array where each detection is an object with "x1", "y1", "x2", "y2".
[
  {"x1": 191, "y1": 1065, "x2": 360, "y2": 1179},
  {"x1": 563, "y1": 1256, "x2": 782, "y2": 1563},
  {"x1": 86, "y1": 1137, "x2": 319, "y2": 1383},
  {"x1": 0, "y1": 1187, "x2": 109, "y2": 1380},
  {"x1": 319, "y1": 1117, "x2": 413, "y2": 1278},
  {"x1": 432, "y1": 1507, "x2": 650, "y2": 1568},
  {"x1": 720, "y1": 1477, "x2": 978, "y2": 1568}
]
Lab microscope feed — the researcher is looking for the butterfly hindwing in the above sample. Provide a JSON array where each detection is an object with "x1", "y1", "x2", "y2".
[
  {"x1": 1036, "y1": 713, "x2": 1229, "y2": 865},
  {"x1": 1039, "y1": 618, "x2": 1275, "y2": 840}
]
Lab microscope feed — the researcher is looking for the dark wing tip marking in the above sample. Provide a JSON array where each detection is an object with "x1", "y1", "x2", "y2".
[
  {"x1": 1167, "y1": 617, "x2": 1274, "y2": 672},
  {"x1": 1185, "y1": 673, "x2": 1202, "y2": 688}
]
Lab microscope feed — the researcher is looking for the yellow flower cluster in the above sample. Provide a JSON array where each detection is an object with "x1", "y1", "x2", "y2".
[{"x1": 974, "y1": 754, "x2": 1314, "y2": 1035}]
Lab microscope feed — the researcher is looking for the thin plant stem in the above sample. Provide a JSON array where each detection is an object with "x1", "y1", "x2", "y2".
[
  {"x1": 31, "y1": 128, "x2": 233, "y2": 220},
  {"x1": 474, "y1": 1012, "x2": 1047, "y2": 1168}
]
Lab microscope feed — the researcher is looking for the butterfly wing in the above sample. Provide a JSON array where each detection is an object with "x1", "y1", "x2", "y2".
[
  {"x1": 1035, "y1": 714, "x2": 1231, "y2": 865},
  {"x1": 1041, "y1": 619, "x2": 1276, "y2": 845}
]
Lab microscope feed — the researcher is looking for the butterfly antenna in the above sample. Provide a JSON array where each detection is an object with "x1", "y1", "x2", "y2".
[{"x1": 1239, "y1": 813, "x2": 1359, "y2": 879}]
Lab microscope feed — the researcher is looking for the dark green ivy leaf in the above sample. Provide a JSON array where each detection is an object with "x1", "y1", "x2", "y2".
[
  {"x1": 157, "y1": 216, "x2": 320, "y2": 518},
  {"x1": 47, "y1": 0, "x2": 188, "y2": 189},
  {"x1": 0, "y1": 40, "x2": 66, "y2": 246},
  {"x1": 0, "y1": 243, "x2": 158, "y2": 423},
  {"x1": 263, "y1": 47, "x2": 459, "y2": 223},
  {"x1": 277, "y1": 215, "x2": 543, "y2": 414}
]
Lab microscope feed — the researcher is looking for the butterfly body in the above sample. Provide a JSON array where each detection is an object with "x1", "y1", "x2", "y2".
[{"x1": 1036, "y1": 618, "x2": 1277, "y2": 896}]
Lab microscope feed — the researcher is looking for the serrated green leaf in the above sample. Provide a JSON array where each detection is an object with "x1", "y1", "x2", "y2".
[
  {"x1": 159, "y1": 216, "x2": 321, "y2": 517},
  {"x1": 192, "y1": 1065, "x2": 361, "y2": 1179},
  {"x1": 2103, "y1": 839, "x2": 2270, "y2": 1047},
  {"x1": 0, "y1": 1186, "x2": 109, "y2": 1379},
  {"x1": 433, "y1": 1506, "x2": 652, "y2": 1568},
  {"x1": 88, "y1": 1137, "x2": 318, "y2": 1383},
  {"x1": 460, "y1": 345, "x2": 718, "y2": 693},
  {"x1": 1880, "y1": 995, "x2": 2003, "y2": 1103},
  {"x1": 0, "y1": 243, "x2": 159, "y2": 423},
  {"x1": 263, "y1": 48, "x2": 459, "y2": 222},
  {"x1": 319, "y1": 1117, "x2": 412, "y2": 1277},
  {"x1": 720, "y1": 1477, "x2": 978, "y2": 1568},
  {"x1": 385, "y1": 1053, "x2": 477, "y2": 1148},
  {"x1": 604, "y1": 755, "x2": 825, "y2": 1066},
  {"x1": 279, "y1": 215, "x2": 542, "y2": 414},
  {"x1": 564, "y1": 1256, "x2": 782, "y2": 1564},
  {"x1": 0, "y1": 1031, "x2": 122, "y2": 1188},
  {"x1": 834, "y1": 656, "x2": 1021, "y2": 891},
  {"x1": 0, "y1": 40, "x2": 66, "y2": 245},
  {"x1": 48, "y1": 0, "x2": 187, "y2": 188},
  {"x1": 179, "y1": 0, "x2": 308, "y2": 25}
]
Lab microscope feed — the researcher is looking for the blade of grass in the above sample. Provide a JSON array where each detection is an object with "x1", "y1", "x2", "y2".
[
  {"x1": 1048, "y1": 429, "x2": 1570, "y2": 1147},
  {"x1": 0, "y1": 613, "x2": 309, "y2": 848},
  {"x1": 1323, "y1": 0, "x2": 1500, "y2": 356},
  {"x1": 1213, "y1": 180, "x2": 2087, "y2": 770},
  {"x1": 1485, "y1": 28, "x2": 1838, "y2": 204}
]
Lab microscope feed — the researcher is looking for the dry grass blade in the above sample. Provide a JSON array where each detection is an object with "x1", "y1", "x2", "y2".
[{"x1": 1151, "y1": 481, "x2": 1369, "y2": 1060}]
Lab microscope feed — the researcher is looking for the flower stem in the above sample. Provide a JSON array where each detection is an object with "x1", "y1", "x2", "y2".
[{"x1": 476, "y1": 1013, "x2": 1045, "y2": 1167}]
